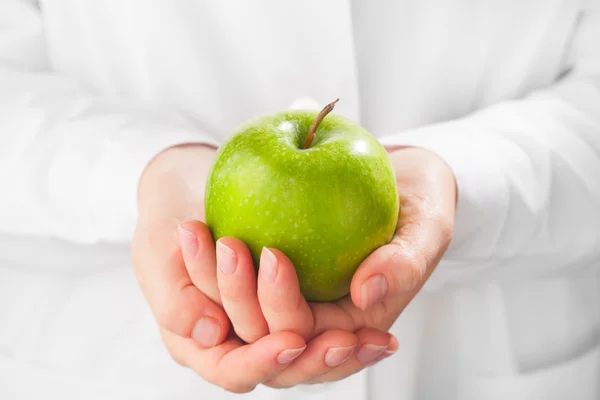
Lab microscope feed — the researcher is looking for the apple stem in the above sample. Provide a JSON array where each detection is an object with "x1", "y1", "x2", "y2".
[{"x1": 303, "y1": 98, "x2": 339, "y2": 149}]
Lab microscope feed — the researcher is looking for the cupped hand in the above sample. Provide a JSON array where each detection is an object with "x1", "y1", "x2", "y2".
[
  {"x1": 132, "y1": 144, "x2": 394, "y2": 393},
  {"x1": 162, "y1": 146, "x2": 455, "y2": 391},
  {"x1": 133, "y1": 144, "x2": 454, "y2": 392},
  {"x1": 163, "y1": 221, "x2": 396, "y2": 392},
  {"x1": 133, "y1": 144, "x2": 302, "y2": 393}
]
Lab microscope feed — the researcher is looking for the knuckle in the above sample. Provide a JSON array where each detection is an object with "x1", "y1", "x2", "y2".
[
  {"x1": 364, "y1": 300, "x2": 394, "y2": 330},
  {"x1": 219, "y1": 280, "x2": 250, "y2": 301},
  {"x1": 389, "y1": 242, "x2": 426, "y2": 293},
  {"x1": 264, "y1": 293, "x2": 289, "y2": 314},
  {"x1": 155, "y1": 299, "x2": 196, "y2": 337},
  {"x1": 220, "y1": 287, "x2": 246, "y2": 302},
  {"x1": 233, "y1": 327, "x2": 263, "y2": 344},
  {"x1": 263, "y1": 286, "x2": 303, "y2": 315},
  {"x1": 405, "y1": 248, "x2": 428, "y2": 291}
]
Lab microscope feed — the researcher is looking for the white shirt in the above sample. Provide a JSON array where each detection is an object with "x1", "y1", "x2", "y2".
[{"x1": 0, "y1": 1, "x2": 599, "y2": 399}]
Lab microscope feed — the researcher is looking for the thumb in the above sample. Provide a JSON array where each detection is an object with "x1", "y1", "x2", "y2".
[{"x1": 350, "y1": 218, "x2": 453, "y2": 311}]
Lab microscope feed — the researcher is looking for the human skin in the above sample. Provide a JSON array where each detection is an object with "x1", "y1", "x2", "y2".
[{"x1": 132, "y1": 144, "x2": 456, "y2": 392}]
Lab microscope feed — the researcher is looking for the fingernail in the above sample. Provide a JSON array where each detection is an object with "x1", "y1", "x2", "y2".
[
  {"x1": 324, "y1": 345, "x2": 356, "y2": 367},
  {"x1": 178, "y1": 225, "x2": 198, "y2": 258},
  {"x1": 192, "y1": 317, "x2": 221, "y2": 347},
  {"x1": 360, "y1": 274, "x2": 388, "y2": 310},
  {"x1": 375, "y1": 349, "x2": 397, "y2": 362},
  {"x1": 260, "y1": 247, "x2": 278, "y2": 282},
  {"x1": 216, "y1": 241, "x2": 237, "y2": 275},
  {"x1": 357, "y1": 344, "x2": 387, "y2": 363},
  {"x1": 277, "y1": 346, "x2": 306, "y2": 364}
]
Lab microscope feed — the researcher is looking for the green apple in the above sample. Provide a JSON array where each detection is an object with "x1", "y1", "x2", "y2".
[{"x1": 205, "y1": 100, "x2": 399, "y2": 302}]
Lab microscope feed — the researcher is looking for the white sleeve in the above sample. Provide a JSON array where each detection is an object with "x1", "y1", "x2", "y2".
[
  {"x1": 0, "y1": 1, "x2": 218, "y2": 243},
  {"x1": 380, "y1": 2, "x2": 600, "y2": 285}
]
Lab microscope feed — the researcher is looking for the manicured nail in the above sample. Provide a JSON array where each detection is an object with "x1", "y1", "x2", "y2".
[
  {"x1": 178, "y1": 225, "x2": 198, "y2": 258},
  {"x1": 324, "y1": 345, "x2": 356, "y2": 367},
  {"x1": 260, "y1": 247, "x2": 278, "y2": 282},
  {"x1": 277, "y1": 346, "x2": 306, "y2": 364},
  {"x1": 216, "y1": 241, "x2": 237, "y2": 275},
  {"x1": 360, "y1": 274, "x2": 388, "y2": 310},
  {"x1": 192, "y1": 317, "x2": 221, "y2": 347},
  {"x1": 374, "y1": 348, "x2": 397, "y2": 362},
  {"x1": 357, "y1": 344, "x2": 387, "y2": 363}
]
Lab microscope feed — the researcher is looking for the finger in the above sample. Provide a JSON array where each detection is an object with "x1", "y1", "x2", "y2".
[
  {"x1": 216, "y1": 237, "x2": 269, "y2": 343},
  {"x1": 263, "y1": 329, "x2": 357, "y2": 389},
  {"x1": 309, "y1": 297, "x2": 364, "y2": 337},
  {"x1": 161, "y1": 328, "x2": 306, "y2": 394},
  {"x1": 257, "y1": 247, "x2": 314, "y2": 338},
  {"x1": 178, "y1": 220, "x2": 221, "y2": 304},
  {"x1": 351, "y1": 217, "x2": 452, "y2": 311},
  {"x1": 307, "y1": 328, "x2": 397, "y2": 385},
  {"x1": 351, "y1": 148, "x2": 456, "y2": 311},
  {"x1": 373, "y1": 335, "x2": 399, "y2": 363},
  {"x1": 132, "y1": 221, "x2": 230, "y2": 347}
]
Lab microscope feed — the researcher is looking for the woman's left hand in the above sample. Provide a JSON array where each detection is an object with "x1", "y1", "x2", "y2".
[{"x1": 265, "y1": 146, "x2": 457, "y2": 387}]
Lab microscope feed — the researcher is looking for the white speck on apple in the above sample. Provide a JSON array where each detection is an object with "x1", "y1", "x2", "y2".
[
  {"x1": 278, "y1": 120, "x2": 295, "y2": 133},
  {"x1": 352, "y1": 140, "x2": 369, "y2": 154}
]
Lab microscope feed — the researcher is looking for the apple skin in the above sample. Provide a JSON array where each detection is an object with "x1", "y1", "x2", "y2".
[{"x1": 205, "y1": 110, "x2": 399, "y2": 302}]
